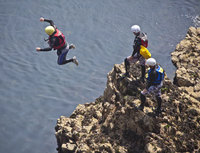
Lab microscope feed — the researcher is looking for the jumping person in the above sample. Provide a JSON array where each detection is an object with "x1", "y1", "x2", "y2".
[
  {"x1": 123, "y1": 25, "x2": 149, "y2": 82},
  {"x1": 36, "y1": 17, "x2": 78, "y2": 66},
  {"x1": 138, "y1": 58, "x2": 165, "y2": 116}
]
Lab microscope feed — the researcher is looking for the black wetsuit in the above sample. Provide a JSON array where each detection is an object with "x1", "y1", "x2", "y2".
[
  {"x1": 131, "y1": 33, "x2": 142, "y2": 57},
  {"x1": 124, "y1": 32, "x2": 146, "y2": 79}
]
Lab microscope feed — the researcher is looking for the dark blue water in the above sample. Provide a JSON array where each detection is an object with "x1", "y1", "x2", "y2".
[{"x1": 0, "y1": 0, "x2": 200, "y2": 153}]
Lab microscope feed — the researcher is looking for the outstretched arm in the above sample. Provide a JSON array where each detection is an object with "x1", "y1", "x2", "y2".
[
  {"x1": 36, "y1": 37, "x2": 56, "y2": 52},
  {"x1": 36, "y1": 17, "x2": 57, "y2": 52},
  {"x1": 36, "y1": 47, "x2": 52, "y2": 52},
  {"x1": 40, "y1": 17, "x2": 56, "y2": 28}
]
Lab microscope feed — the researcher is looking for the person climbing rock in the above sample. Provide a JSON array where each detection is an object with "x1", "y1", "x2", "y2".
[
  {"x1": 122, "y1": 25, "x2": 150, "y2": 82},
  {"x1": 138, "y1": 58, "x2": 165, "y2": 116},
  {"x1": 36, "y1": 17, "x2": 78, "y2": 66}
]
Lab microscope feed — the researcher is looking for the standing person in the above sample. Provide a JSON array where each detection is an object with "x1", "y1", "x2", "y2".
[
  {"x1": 122, "y1": 25, "x2": 150, "y2": 82},
  {"x1": 36, "y1": 17, "x2": 78, "y2": 66},
  {"x1": 138, "y1": 58, "x2": 165, "y2": 115}
]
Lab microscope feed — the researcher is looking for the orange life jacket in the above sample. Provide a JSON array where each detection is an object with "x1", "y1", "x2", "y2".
[{"x1": 49, "y1": 29, "x2": 66, "y2": 50}]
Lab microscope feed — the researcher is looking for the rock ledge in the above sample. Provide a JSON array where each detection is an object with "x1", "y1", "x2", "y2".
[{"x1": 55, "y1": 27, "x2": 200, "y2": 153}]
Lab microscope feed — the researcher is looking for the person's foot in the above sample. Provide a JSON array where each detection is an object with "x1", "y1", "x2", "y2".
[
  {"x1": 72, "y1": 56, "x2": 79, "y2": 66},
  {"x1": 69, "y1": 44, "x2": 76, "y2": 49}
]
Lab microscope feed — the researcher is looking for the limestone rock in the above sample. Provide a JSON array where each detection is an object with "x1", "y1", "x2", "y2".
[
  {"x1": 172, "y1": 26, "x2": 200, "y2": 103},
  {"x1": 55, "y1": 27, "x2": 200, "y2": 153},
  {"x1": 175, "y1": 67, "x2": 195, "y2": 86}
]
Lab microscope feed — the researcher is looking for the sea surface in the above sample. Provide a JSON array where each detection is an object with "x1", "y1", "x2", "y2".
[{"x1": 0, "y1": 0, "x2": 200, "y2": 153}]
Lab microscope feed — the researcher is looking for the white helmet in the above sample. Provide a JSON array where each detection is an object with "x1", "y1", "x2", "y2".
[
  {"x1": 146, "y1": 58, "x2": 156, "y2": 66},
  {"x1": 131, "y1": 25, "x2": 140, "y2": 33}
]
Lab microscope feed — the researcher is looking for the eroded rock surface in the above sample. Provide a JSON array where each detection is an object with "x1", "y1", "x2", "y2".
[
  {"x1": 172, "y1": 27, "x2": 200, "y2": 101},
  {"x1": 55, "y1": 27, "x2": 200, "y2": 153}
]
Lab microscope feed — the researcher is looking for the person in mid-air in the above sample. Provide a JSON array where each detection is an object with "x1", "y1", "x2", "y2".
[
  {"x1": 123, "y1": 25, "x2": 149, "y2": 82},
  {"x1": 138, "y1": 58, "x2": 165, "y2": 116},
  {"x1": 36, "y1": 17, "x2": 78, "y2": 66}
]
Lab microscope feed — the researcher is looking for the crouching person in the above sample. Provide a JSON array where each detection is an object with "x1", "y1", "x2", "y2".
[{"x1": 138, "y1": 58, "x2": 165, "y2": 115}]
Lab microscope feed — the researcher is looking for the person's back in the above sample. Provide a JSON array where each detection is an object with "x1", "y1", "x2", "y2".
[
  {"x1": 132, "y1": 32, "x2": 148, "y2": 55},
  {"x1": 147, "y1": 65, "x2": 164, "y2": 87}
]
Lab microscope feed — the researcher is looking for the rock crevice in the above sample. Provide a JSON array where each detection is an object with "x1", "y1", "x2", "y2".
[{"x1": 55, "y1": 27, "x2": 200, "y2": 153}]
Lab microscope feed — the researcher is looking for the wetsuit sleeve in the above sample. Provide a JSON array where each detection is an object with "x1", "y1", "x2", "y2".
[
  {"x1": 39, "y1": 47, "x2": 52, "y2": 51},
  {"x1": 146, "y1": 70, "x2": 157, "y2": 89},
  {"x1": 132, "y1": 37, "x2": 141, "y2": 56},
  {"x1": 39, "y1": 37, "x2": 56, "y2": 51},
  {"x1": 43, "y1": 19, "x2": 56, "y2": 28},
  {"x1": 131, "y1": 48, "x2": 137, "y2": 57}
]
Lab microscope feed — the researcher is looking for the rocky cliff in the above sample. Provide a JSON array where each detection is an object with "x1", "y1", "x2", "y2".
[{"x1": 55, "y1": 27, "x2": 200, "y2": 153}]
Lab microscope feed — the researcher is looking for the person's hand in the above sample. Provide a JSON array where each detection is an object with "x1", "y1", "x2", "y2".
[
  {"x1": 40, "y1": 17, "x2": 44, "y2": 22},
  {"x1": 36, "y1": 47, "x2": 41, "y2": 51}
]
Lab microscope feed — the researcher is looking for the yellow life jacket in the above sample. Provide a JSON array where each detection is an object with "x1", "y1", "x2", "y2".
[{"x1": 140, "y1": 45, "x2": 151, "y2": 59}]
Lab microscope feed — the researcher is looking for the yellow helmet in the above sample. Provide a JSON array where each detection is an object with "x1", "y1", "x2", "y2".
[{"x1": 45, "y1": 26, "x2": 55, "y2": 35}]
